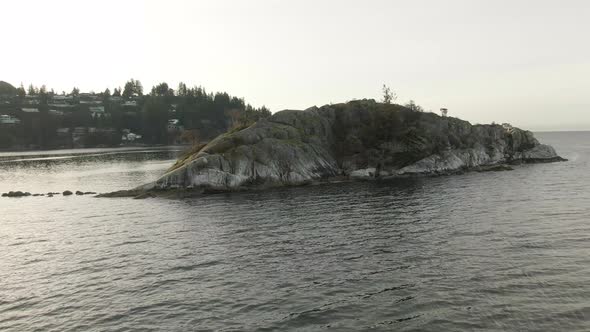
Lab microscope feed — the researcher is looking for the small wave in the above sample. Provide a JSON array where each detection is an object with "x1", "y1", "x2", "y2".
[
  {"x1": 168, "y1": 260, "x2": 223, "y2": 272},
  {"x1": 360, "y1": 284, "x2": 414, "y2": 299},
  {"x1": 111, "y1": 240, "x2": 149, "y2": 247},
  {"x1": 371, "y1": 314, "x2": 422, "y2": 327}
]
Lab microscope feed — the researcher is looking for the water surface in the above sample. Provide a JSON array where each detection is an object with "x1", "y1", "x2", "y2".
[{"x1": 0, "y1": 134, "x2": 588, "y2": 331}]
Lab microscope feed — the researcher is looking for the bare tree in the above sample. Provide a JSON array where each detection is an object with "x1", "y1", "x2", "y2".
[{"x1": 382, "y1": 84, "x2": 397, "y2": 104}]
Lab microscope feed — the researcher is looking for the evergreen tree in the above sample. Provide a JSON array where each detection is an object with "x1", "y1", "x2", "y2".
[
  {"x1": 16, "y1": 83, "x2": 26, "y2": 98},
  {"x1": 28, "y1": 84, "x2": 37, "y2": 95}
]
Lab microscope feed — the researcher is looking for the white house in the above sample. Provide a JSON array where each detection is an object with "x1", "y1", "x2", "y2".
[
  {"x1": 21, "y1": 107, "x2": 39, "y2": 113},
  {"x1": 122, "y1": 100, "x2": 137, "y2": 107},
  {"x1": 0, "y1": 115, "x2": 21, "y2": 125},
  {"x1": 49, "y1": 95, "x2": 75, "y2": 107},
  {"x1": 122, "y1": 132, "x2": 142, "y2": 142},
  {"x1": 24, "y1": 95, "x2": 40, "y2": 105},
  {"x1": 56, "y1": 128, "x2": 70, "y2": 136},
  {"x1": 49, "y1": 109, "x2": 64, "y2": 116},
  {"x1": 89, "y1": 106, "x2": 105, "y2": 118}
]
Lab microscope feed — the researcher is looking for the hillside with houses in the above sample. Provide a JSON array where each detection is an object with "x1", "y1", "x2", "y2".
[{"x1": 0, "y1": 80, "x2": 270, "y2": 150}]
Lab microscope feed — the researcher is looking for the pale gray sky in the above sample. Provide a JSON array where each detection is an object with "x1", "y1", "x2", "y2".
[{"x1": 2, "y1": 0, "x2": 589, "y2": 130}]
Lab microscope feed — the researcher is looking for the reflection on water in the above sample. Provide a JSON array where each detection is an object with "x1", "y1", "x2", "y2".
[
  {"x1": 0, "y1": 135, "x2": 589, "y2": 331},
  {"x1": 0, "y1": 146, "x2": 182, "y2": 193}
]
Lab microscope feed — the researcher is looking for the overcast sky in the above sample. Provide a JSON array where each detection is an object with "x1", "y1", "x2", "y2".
[{"x1": 2, "y1": 0, "x2": 589, "y2": 130}]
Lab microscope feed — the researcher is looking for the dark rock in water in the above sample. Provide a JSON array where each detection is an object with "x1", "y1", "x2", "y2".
[
  {"x1": 84, "y1": 192, "x2": 97, "y2": 195},
  {"x1": 75, "y1": 191, "x2": 84, "y2": 195},
  {"x1": 107, "y1": 100, "x2": 566, "y2": 197},
  {"x1": 4, "y1": 191, "x2": 28, "y2": 197},
  {"x1": 47, "y1": 193, "x2": 54, "y2": 197},
  {"x1": 63, "y1": 190, "x2": 73, "y2": 196}
]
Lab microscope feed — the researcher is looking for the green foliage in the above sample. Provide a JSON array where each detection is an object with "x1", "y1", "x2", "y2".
[
  {"x1": 122, "y1": 79, "x2": 143, "y2": 98},
  {"x1": 0, "y1": 79, "x2": 270, "y2": 149},
  {"x1": 141, "y1": 97, "x2": 169, "y2": 144},
  {"x1": 330, "y1": 101, "x2": 471, "y2": 169},
  {"x1": 404, "y1": 100, "x2": 424, "y2": 112},
  {"x1": 151, "y1": 82, "x2": 174, "y2": 97},
  {"x1": 176, "y1": 82, "x2": 188, "y2": 96},
  {"x1": 168, "y1": 142, "x2": 207, "y2": 172},
  {"x1": 16, "y1": 83, "x2": 26, "y2": 98},
  {"x1": 0, "y1": 81, "x2": 17, "y2": 95},
  {"x1": 28, "y1": 84, "x2": 38, "y2": 95}
]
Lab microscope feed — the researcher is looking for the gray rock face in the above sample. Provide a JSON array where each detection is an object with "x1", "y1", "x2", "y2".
[{"x1": 142, "y1": 100, "x2": 565, "y2": 193}]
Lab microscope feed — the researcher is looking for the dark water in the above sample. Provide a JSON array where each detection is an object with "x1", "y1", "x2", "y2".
[{"x1": 0, "y1": 134, "x2": 588, "y2": 331}]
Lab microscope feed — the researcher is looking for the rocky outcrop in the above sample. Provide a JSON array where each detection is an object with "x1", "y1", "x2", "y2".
[
  {"x1": 127, "y1": 100, "x2": 565, "y2": 195},
  {"x1": 2, "y1": 191, "x2": 31, "y2": 197}
]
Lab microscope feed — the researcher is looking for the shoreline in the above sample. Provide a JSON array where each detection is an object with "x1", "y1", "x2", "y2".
[
  {"x1": 0, "y1": 143, "x2": 192, "y2": 154},
  {"x1": 96, "y1": 158, "x2": 567, "y2": 200}
]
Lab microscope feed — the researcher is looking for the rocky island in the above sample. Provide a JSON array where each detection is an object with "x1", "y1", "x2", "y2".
[{"x1": 102, "y1": 100, "x2": 565, "y2": 198}]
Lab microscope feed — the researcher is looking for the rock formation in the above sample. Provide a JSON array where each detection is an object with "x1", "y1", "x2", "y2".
[{"x1": 106, "y1": 100, "x2": 566, "y2": 197}]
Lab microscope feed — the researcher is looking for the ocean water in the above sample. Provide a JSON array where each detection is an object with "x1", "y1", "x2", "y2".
[{"x1": 0, "y1": 133, "x2": 588, "y2": 331}]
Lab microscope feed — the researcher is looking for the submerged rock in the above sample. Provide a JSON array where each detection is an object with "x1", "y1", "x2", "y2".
[{"x1": 116, "y1": 100, "x2": 566, "y2": 196}]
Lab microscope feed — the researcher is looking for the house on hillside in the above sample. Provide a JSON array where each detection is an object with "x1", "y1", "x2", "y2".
[
  {"x1": 48, "y1": 109, "x2": 64, "y2": 116},
  {"x1": 122, "y1": 132, "x2": 142, "y2": 142},
  {"x1": 122, "y1": 100, "x2": 137, "y2": 107},
  {"x1": 23, "y1": 95, "x2": 40, "y2": 105},
  {"x1": 0, "y1": 115, "x2": 21, "y2": 125},
  {"x1": 56, "y1": 128, "x2": 70, "y2": 136},
  {"x1": 49, "y1": 95, "x2": 75, "y2": 108},
  {"x1": 167, "y1": 119, "x2": 182, "y2": 132},
  {"x1": 21, "y1": 107, "x2": 39, "y2": 113},
  {"x1": 89, "y1": 106, "x2": 105, "y2": 118}
]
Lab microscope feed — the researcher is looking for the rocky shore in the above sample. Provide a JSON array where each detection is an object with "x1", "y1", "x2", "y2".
[
  {"x1": 99, "y1": 100, "x2": 566, "y2": 198},
  {"x1": 2, "y1": 190, "x2": 96, "y2": 198}
]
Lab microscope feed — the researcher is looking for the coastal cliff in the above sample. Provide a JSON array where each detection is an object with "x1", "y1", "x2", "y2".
[{"x1": 113, "y1": 100, "x2": 565, "y2": 196}]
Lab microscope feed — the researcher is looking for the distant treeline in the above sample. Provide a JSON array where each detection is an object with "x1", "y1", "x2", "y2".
[{"x1": 0, "y1": 80, "x2": 271, "y2": 150}]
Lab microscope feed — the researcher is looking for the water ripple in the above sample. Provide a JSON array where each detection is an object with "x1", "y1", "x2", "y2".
[{"x1": 0, "y1": 135, "x2": 589, "y2": 331}]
